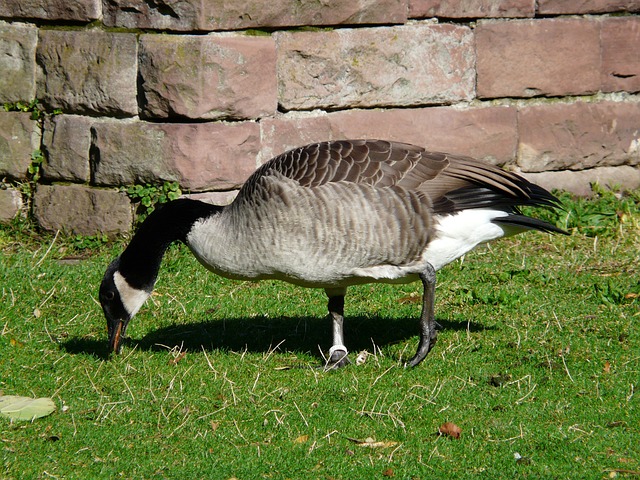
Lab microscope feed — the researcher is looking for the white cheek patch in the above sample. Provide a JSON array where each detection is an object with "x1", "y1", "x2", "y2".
[{"x1": 113, "y1": 271, "x2": 150, "y2": 318}]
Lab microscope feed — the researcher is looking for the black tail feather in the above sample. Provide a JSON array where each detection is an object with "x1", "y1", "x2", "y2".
[{"x1": 493, "y1": 214, "x2": 569, "y2": 235}]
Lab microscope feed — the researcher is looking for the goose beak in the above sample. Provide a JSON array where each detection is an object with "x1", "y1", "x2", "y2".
[{"x1": 108, "y1": 318, "x2": 128, "y2": 354}]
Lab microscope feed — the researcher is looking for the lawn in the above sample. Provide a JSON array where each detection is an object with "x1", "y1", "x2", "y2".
[{"x1": 1, "y1": 189, "x2": 638, "y2": 479}]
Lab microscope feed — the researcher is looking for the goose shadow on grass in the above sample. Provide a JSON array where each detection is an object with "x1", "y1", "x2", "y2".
[{"x1": 61, "y1": 314, "x2": 492, "y2": 362}]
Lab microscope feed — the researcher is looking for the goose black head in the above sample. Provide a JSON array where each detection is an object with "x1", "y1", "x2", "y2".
[{"x1": 99, "y1": 257, "x2": 151, "y2": 354}]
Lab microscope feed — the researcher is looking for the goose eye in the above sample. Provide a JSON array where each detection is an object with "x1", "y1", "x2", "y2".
[{"x1": 104, "y1": 291, "x2": 115, "y2": 301}]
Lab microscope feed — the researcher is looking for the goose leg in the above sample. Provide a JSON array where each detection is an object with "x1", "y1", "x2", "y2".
[
  {"x1": 325, "y1": 288, "x2": 350, "y2": 368},
  {"x1": 406, "y1": 263, "x2": 438, "y2": 367}
]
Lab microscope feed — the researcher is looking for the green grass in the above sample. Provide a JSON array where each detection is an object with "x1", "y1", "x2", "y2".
[{"x1": 1, "y1": 190, "x2": 639, "y2": 479}]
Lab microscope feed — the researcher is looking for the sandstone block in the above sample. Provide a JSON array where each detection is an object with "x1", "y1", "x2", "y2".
[
  {"x1": 0, "y1": 0, "x2": 100, "y2": 21},
  {"x1": 0, "y1": 22, "x2": 38, "y2": 103},
  {"x1": 476, "y1": 18, "x2": 600, "y2": 98},
  {"x1": 139, "y1": 34, "x2": 277, "y2": 120},
  {"x1": 104, "y1": 0, "x2": 406, "y2": 31},
  {"x1": 36, "y1": 30, "x2": 138, "y2": 116},
  {"x1": 33, "y1": 184, "x2": 133, "y2": 236},
  {"x1": 0, "y1": 111, "x2": 41, "y2": 180},
  {"x1": 103, "y1": 0, "x2": 198, "y2": 31},
  {"x1": 260, "y1": 105, "x2": 517, "y2": 165},
  {"x1": 277, "y1": 24, "x2": 474, "y2": 111},
  {"x1": 0, "y1": 187, "x2": 23, "y2": 223},
  {"x1": 601, "y1": 17, "x2": 640, "y2": 93},
  {"x1": 91, "y1": 119, "x2": 260, "y2": 191},
  {"x1": 199, "y1": 0, "x2": 408, "y2": 30},
  {"x1": 409, "y1": 0, "x2": 535, "y2": 18},
  {"x1": 517, "y1": 101, "x2": 640, "y2": 172},
  {"x1": 42, "y1": 115, "x2": 95, "y2": 183},
  {"x1": 521, "y1": 166, "x2": 640, "y2": 197},
  {"x1": 537, "y1": 0, "x2": 640, "y2": 14}
]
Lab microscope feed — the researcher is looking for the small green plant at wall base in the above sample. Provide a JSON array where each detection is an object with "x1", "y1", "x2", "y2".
[
  {"x1": 69, "y1": 234, "x2": 109, "y2": 252},
  {"x1": 123, "y1": 181, "x2": 182, "y2": 223},
  {"x1": 28, "y1": 150, "x2": 44, "y2": 183},
  {"x1": 15, "y1": 150, "x2": 46, "y2": 209},
  {"x1": 3, "y1": 99, "x2": 43, "y2": 120},
  {"x1": 3, "y1": 99, "x2": 62, "y2": 120}
]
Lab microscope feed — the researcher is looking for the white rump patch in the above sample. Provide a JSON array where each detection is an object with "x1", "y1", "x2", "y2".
[
  {"x1": 113, "y1": 271, "x2": 150, "y2": 318},
  {"x1": 424, "y1": 209, "x2": 511, "y2": 271}
]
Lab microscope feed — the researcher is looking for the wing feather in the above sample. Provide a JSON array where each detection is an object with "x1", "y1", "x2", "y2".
[{"x1": 235, "y1": 139, "x2": 561, "y2": 215}]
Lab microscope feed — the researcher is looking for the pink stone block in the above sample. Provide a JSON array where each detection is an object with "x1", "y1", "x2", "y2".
[
  {"x1": 409, "y1": 0, "x2": 535, "y2": 18},
  {"x1": 91, "y1": 120, "x2": 261, "y2": 191},
  {"x1": 517, "y1": 101, "x2": 640, "y2": 172},
  {"x1": 36, "y1": 30, "x2": 138, "y2": 116},
  {"x1": 601, "y1": 17, "x2": 640, "y2": 93},
  {"x1": 0, "y1": 0, "x2": 100, "y2": 21},
  {"x1": 277, "y1": 24, "x2": 475, "y2": 111},
  {"x1": 104, "y1": 0, "x2": 407, "y2": 31},
  {"x1": 139, "y1": 34, "x2": 277, "y2": 120},
  {"x1": 538, "y1": 0, "x2": 640, "y2": 14},
  {"x1": 476, "y1": 18, "x2": 600, "y2": 98}
]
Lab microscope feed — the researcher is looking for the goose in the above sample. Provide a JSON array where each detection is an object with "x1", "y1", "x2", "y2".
[{"x1": 99, "y1": 139, "x2": 567, "y2": 368}]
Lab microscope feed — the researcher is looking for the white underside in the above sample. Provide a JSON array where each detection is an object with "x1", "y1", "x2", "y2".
[
  {"x1": 114, "y1": 271, "x2": 150, "y2": 318},
  {"x1": 422, "y1": 208, "x2": 510, "y2": 271}
]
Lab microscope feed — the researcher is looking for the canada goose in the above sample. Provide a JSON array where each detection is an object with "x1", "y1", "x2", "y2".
[{"x1": 100, "y1": 139, "x2": 567, "y2": 367}]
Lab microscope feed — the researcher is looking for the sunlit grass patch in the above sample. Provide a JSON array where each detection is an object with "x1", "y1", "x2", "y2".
[{"x1": 1, "y1": 189, "x2": 638, "y2": 478}]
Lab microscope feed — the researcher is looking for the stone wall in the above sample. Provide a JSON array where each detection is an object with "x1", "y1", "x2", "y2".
[{"x1": 1, "y1": 0, "x2": 639, "y2": 235}]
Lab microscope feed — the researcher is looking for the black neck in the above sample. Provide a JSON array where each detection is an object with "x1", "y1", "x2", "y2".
[{"x1": 119, "y1": 199, "x2": 222, "y2": 290}]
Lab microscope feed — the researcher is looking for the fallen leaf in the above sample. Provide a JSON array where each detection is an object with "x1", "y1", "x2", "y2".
[
  {"x1": 210, "y1": 421, "x2": 219, "y2": 432},
  {"x1": 438, "y1": 422, "x2": 462, "y2": 439},
  {"x1": 355, "y1": 351, "x2": 368, "y2": 366},
  {"x1": 168, "y1": 351, "x2": 186, "y2": 365},
  {"x1": 603, "y1": 361, "x2": 612, "y2": 374},
  {"x1": 382, "y1": 468, "x2": 394, "y2": 477},
  {"x1": 347, "y1": 436, "x2": 398, "y2": 448},
  {"x1": 489, "y1": 373, "x2": 512, "y2": 387},
  {"x1": 607, "y1": 421, "x2": 627, "y2": 428},
  {"x1": 398, "y1": 292, "x2": 420, "y2": 304},
  {"x1": 0, "y1": 395, "x2": 56, "y2": 421},
  {"x1": 294, "y1": 434, "x2": 309, "y2": 444}
]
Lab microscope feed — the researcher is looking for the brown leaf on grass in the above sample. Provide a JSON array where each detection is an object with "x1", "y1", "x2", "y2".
[
  {"x1": 294, "y1": 434, "x2": 309, "y2": 444},
  {"x1": 438, "y1": 422, "x2": 462, "y2": 439},
  {"x1": 603, "y1": 361, "x2": 612, "y2": 374},
  {"x1": 168, "y1": 351, "x2": 186, "y2": 365},
  {"x1": 607, "y1": 421, "x2": 627, "y2": 428},
  {"x1": 347, "y1": 436, "x2": 398, "y2": 448},
  {"x1": 382, "y1": 468, "x2": 395, "y2": 477},
  {"x1": 397, "y1": 292, "x2": 420, "y2": 304}
]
